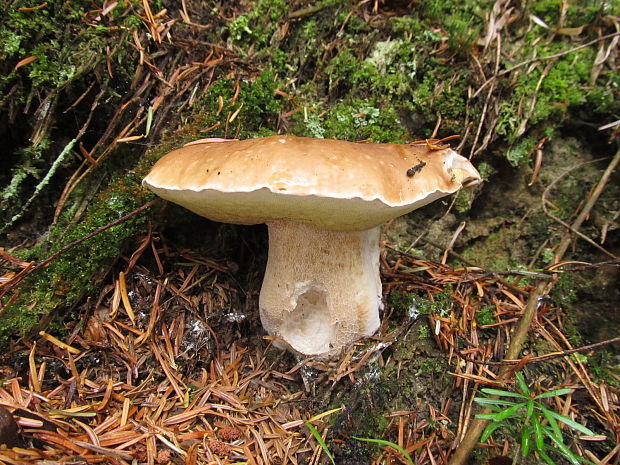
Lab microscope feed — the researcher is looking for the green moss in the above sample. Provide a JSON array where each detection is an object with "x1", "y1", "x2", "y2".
[
  {"x1": 337, "y1": 337, "x2": 449, "y2": 442},
  {"x1": 476, "y1": 305, "x2": 496, "y2": 326},
  {"x1": 461, "y1": 230, "x2": 519, "y2": 270},
  {"x1": 588, "y1": 351, "x2": 620, "y2": 389},
  {"x1": 0, "y1": 171, "x2": 151, "y2": 346},
  {"x1": 389, "y1": 292, "x2": 417, "y2": 315},
  {"x1": 365, "y1": 40, "x2": 419, "y2": 97},
  {"x1": 193, "y1": 69, "x2": 285, "y2": 139},
  {"x1": 476, "y1": 162, "x2": 495, "y2": 181},
  {"x1": 295, "y1": 99, "x2": 405, "y2": 142},
  {"x1": 389, "y1": 16, "x2": 424, "y2": 35},
  {"x1": 550, "y1": 273, "x2": 578, "y2": 308},
  {"x1": 530, "y1": 0, "x2": 614, "y2": 27},
  {"x1": 0, "y1": 0, "x2": 143, "y2": 227},
  {"x1": 454, "y1": 188, "x2": 475, "y2": 213},
  {"x1": 0, "y1": 1, "x2": 137, "y2": 93},
  {"x1": 429, "y1": 286, "x2": 454, "y2": 317},
  {"x1": 285, "y1": 10, "x2": 476, "y2": 140},
  {"x1": 503, "y1": 137, "x2": 536, "y2": 167},
  {"x1": 418, "y1": 0, "x2": 490, "y2": 53},
  {"x1": 388, "y1": 292, "x2": 435, "y2": 318},
  {"x1": 409, "y1": 68, "x2": 471, "y2": 135},
  {"x1": 418, "y1": 323, "x2": 431, "y2": 339},
  {"x1": 496, "y1": 40, "x2": 612, "y2": 149},
  {"x1": 229, "y1": 14, "x2": 252, "y2": 42},
  {"x1": 226, "y1": 0, "x2": 290, "y2": 50}
]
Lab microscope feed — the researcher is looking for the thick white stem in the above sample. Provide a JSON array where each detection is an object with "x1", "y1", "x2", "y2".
[{"x1": 259, "y1": 220, "x2": 383, "y2": 356}]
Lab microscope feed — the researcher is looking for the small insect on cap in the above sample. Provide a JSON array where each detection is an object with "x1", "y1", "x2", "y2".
[{"x1": 142, "y1": 135, "x2": 481, "y2": 231}]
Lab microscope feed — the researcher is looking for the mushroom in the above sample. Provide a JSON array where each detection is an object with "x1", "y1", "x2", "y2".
[{"x1": 143, "y1": 135, "x2": 481, "y2": 356}]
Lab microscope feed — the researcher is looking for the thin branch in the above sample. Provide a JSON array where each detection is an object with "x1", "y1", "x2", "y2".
[
  {"x1": 473, "y1": 32, "x2": 620, "y2": 99},
  {"x1": 542, "y1": 156, "x2": 617, "y2": 259},
  {"x1": 0, "y1": 199, "x2": 160, "y2": 300},
  {"x1": 460, "y1": 336, "x2": 620, "y2": 366},
  {"x1": 553, "y1": 148, "x2": 620, "y2": 261}
]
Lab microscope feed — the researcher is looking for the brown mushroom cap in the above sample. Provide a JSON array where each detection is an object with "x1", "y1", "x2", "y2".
[{"x1": 143, "y1": 135, "x2": 480, "y2": 231}]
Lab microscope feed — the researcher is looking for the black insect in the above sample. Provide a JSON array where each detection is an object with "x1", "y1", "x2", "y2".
[{"x1": 406, "y1": 161, "x2": 426, "y2": 177}]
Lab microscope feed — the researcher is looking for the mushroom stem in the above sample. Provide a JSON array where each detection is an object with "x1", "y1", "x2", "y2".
[{"x1": 259, "y1": 219, "x2": 383, "y2": 356}]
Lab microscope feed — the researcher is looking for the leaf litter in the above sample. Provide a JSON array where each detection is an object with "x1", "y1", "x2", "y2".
[{"x1": 0, "y1": 228, "x2": 617, "y2": 464}]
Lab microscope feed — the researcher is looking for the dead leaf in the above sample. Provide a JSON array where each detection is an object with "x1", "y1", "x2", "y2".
[{"x1": 14, "y1": 56, "x2": 38, "y2": 71}]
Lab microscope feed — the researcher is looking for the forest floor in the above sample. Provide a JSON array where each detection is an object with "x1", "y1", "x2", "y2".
[{"x1": 1, "y1": 1, "x2": 619, "y2": 464}]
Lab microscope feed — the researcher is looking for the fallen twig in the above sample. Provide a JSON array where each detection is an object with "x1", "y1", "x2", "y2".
[
  {"x1": 542, "y1": 156, "x2": 618, "y2": 259},
  {"x1": 448, "y1": 147, "x2": 620, "y2": 465},
  {"x1": 473, "y1": 32, "x2": 620, "y2": 98},
  {"x1": 459, "y1": 336, "x2": 620, "y2": 366},
  {"x1": 0, "y1": 199, "x2": 160, "y2": 300}
]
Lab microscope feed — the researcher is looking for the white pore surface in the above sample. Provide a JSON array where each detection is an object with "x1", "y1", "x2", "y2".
[{"x1": 259, "y1": 220, "x2": 383, "y2": 356}]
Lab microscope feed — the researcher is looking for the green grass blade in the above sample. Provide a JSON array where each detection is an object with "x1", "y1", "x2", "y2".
[
  {"x1": 543, "y1": 409, "x2": 596, "y2": 436},
  {"x1": 480, "y1": 421, "x2": 504, "y2": 442},
  {"x1": 542, "y1": 427, "x2": 583, "y2": 465},
  {"x1": 484, "y1": 404, "x2": 522, "y2": 422},
  {"x1": 535, "y1": 388, "x2": 574, "y2": 399},
  {"x1": 353, "y1": 437, "x2": 414, "y2": 465},
  {"x1": 540, "y1": 407, "x2": 563, "y2": 439},
  {"x1": 533, "y1": 416, "x2": 545, "y2": 452},
  {"x1": 476, "y1": 412, "x2": 504, "y2": 421},
  {"x1": 516, "y1": 372, "x2": 531, "y2": 396},
  {"x1": 306, "y1": 423, "x2": 335, "y2": 465},
  {"x1": 480, "y1": 388, "x2": 528, "y2": 399},
  {"x1": 538, "y1": 449, "x2": 558, "y2": 465},
  {"x1": 473, "y1": 397, "x2": 519, "y2": 407},
  {"x1": 526, "y1": 399, "x2": 535, "y2": 421},
  {"x1": 521, "y1": 426, "x2": 533, "y2": 457}
]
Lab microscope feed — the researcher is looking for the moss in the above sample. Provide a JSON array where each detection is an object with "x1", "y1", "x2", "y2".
[
  {"x1": 337, "y1": 341, "x2": 449, "y2": 442},
  {"x1": 418, "y1": 0, "x2": 490, "y2": 53},
  {"x1": 454, "y1": 188, "x2": 475, "y2": 213},
  {"x1": 295, "y1": 99, "x2": 406, "y2": 142},
  {"x1": 409, "y1": 68, "x2": 472, "y2": 135},
  {"x1": 0, "y1": 170, "x2": 151, "y2": 346},
  {"x1": 476, "y1": 305, "x2": 496, "y2": 326},
  {"x1": 428, "y1": 286, "x2": 454, "y2": 317},
  {"x1": 0, "y1": 0, "x2": 142, "y2": 226},
  {"x1": 549, "y1": 272, "x2": 578, "y2": 307},
  {"x1": 588, "y1": 351, "x2": 620, "y2": 389},
  {"x1": 226, "y1": 0, "x2": 290, "y2": 50},
  {"x1": 190, "y1": 69, "x2": 286, "y2": 139},
  {"x1": 496, "y1": 35, "x2": 614, "y2": 150},
  {"x1": 503, "y1": 137, "x2": 536, "y2": 167},
  {"x1": 530, "y1": 0, "x2": 615, "y2": 26},
  {"x1": 280, "y1": 8, "x2": 479, "y2": 141},
  {"x1": 418, "y1": 323, "x2": 431, "y2": 339},
  {"x1": 0, "y1": 1, "x2": 134, "y2": 93},
  {"x1": 461, "y1": 229, "x2": 520, "y2": 270},
  {"x1": 476, "y1": 162, "x2": 494, "y2": 181},
  {"x1": 389, "y1": 16, "x2": 424, "y2": 35}
]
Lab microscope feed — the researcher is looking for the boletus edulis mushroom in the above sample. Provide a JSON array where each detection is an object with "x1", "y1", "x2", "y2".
[{"x1": 143, "y1": 135, "x2": 481, "y2": 356}]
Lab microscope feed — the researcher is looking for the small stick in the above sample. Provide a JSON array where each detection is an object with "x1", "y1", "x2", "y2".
[
  {"x1": 459, "y1": 336, "x2": 620, "y2": 366},
  {"x1": 473, "y1": 32, "x2": 620, "y2": 99},
  {"x1": 553, "y1": 148, "x2": 620, "y2": 261}
]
